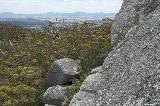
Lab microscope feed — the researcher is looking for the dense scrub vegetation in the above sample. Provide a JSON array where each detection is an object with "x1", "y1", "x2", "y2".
[{"x1": 0, "y1": 20, "x2": 112, "y2": 106}]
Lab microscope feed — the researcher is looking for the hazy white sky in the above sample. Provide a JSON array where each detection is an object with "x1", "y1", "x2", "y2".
[{"x1": 0, "y1": 0, "x2": 123, "y2": 14}]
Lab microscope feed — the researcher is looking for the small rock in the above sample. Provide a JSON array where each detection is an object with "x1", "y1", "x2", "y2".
[
  {"x1": 80, "y1": 73, "x2": 104, "y2": 92},
  {"x1": 91, "y1": 66, "x2": 103, "y2": 74},
  {"x1": 70, "y1": 91, "x2": 96, "y2": 106},
  {"x1": 44, "y1": 104, "x2": 56, "y2": 106},
  {"x1": 45, "y1": 58, "x2": 81, "y2": 89},
  {"x1": 42, "y1": 85, "x2": 68, "y2": 106}
]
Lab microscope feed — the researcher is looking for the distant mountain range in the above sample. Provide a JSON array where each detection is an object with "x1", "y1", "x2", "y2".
[
  {"x1": 0, "y1": 18, "x2": 49, "y2": 27},
  {"x1": 0, "y1": 12, "x2": 115, "y2": 29},
  {"x1": 0, "y1": 12, "x2": 115, "y2": 18}
]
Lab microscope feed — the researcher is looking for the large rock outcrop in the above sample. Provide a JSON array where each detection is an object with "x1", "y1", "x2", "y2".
[
  {"x1": 70, "y1": 0, "x2": 160, "y2": 106},
  {"x1": 112, "y1": 0, "x2": 160, "y2": 48}
]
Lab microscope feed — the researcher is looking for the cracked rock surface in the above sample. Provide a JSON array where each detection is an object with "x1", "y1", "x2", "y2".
[{"x1": 70, "y1": 0, "x2": 160, "y2": 106}]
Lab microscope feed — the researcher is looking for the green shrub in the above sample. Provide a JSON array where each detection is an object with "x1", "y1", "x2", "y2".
[
  {"x1": 47, "y1": 22, "x2": 112, "y2": 104},
  {"x1": 0, "y1": 84, "x2": 38, "y2": 106},
  {"x1": 0, "y1": 21, "x2": 112, "y2": 105}
]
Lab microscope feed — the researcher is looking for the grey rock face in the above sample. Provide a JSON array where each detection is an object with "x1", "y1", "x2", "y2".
[
  {"x1": 70, "y1": 0, "x2": 160, "y2": 106},
  {"x1": 112, "y1": 0, "x2": 160, "y2": 48},
  {"x1": 112, "y1": 0, "x2": 140, "y2": 47},
  {"x1": 70, "y1": 91, "x2": 96, "y2": 106},
  {"x1": 45, "y1": 58, "x2": 80, "y2": 89},
  {"x1": 42, "y1": 85, "x2": 68, "y2": 106}
]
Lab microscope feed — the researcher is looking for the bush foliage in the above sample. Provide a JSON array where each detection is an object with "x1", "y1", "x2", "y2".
[{"x1": 0, "y1": 21, "x2": 112, "y2": 105}]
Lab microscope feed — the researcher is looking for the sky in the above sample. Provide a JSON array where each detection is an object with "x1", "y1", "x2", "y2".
[{"x1": 0, "y1": 0, "x2": 123, "y2": 14}]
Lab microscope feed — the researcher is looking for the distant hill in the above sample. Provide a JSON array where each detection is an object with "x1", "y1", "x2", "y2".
[
  {"x1": 0, "y1": 12, "x2": 115, "y2": 29},
  {"x1": 0, "y1": 18, "x2": 49, "y2": 27},
  {"x1": 0, "y1": 12, "x2": 115, "y2": 18}
]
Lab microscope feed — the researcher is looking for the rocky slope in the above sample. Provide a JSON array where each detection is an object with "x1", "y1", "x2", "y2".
[{"x1": 70, "y1": 0, "x2": 160, "y2": 105}]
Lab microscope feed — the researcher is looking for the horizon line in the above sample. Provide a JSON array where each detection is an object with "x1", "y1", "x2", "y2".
[{"x1": 0, "y1": 11, "x2": 116, "y2": 14}]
